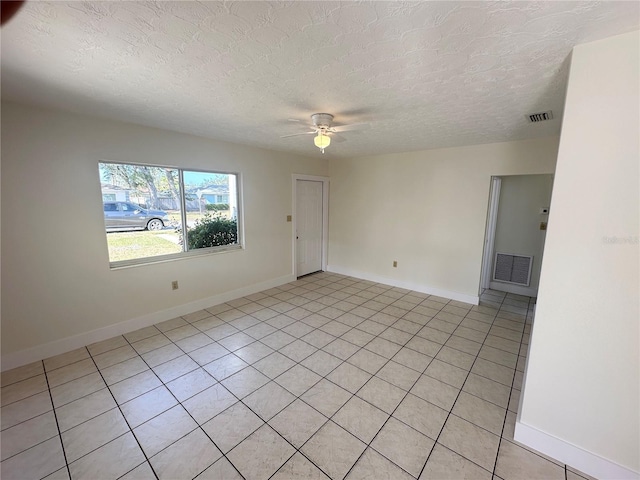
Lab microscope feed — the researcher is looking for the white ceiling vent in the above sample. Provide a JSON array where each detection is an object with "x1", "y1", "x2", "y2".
[{"x1": 526, "y1": 111, "x2": 553, "y2": 123}]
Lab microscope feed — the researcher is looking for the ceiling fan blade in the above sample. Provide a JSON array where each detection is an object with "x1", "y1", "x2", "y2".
[
  {"x1": 329, "y1": 133, "x2": 347, "y2": 143},
  {"x1": 280, "y1": 131, "x2": 316, "y2": 138},
  {"x1": 332, "y1": 123, "x2": 370, "y2": 133}
]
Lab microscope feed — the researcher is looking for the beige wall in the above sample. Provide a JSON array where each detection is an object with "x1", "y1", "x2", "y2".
[
  {"x1": 493, "y1": 174, "x2": 554, "y2": 293},
  {"x1": 1, "y1": 102, "x2": 327, "y2": 357},
  {"x1": 518, "y1": 31, "x2": 639, "y2": 476},
  {"x1": 328, "y1": 137, "x2": 559, "y2": 300}
]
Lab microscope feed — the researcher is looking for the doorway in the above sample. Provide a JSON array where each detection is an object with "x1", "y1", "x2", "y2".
[
  {"x1": 293, "y1": 175, "x2": 329, "y2": 277},
  {"x1": 480, "y1": 174, "x2": 553, "y2": 297}
]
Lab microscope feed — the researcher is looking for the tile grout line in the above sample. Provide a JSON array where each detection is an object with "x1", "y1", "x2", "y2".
[
  {"x1": 261, "y1": 286, "x2": 430, "y2": 478},
  {"x1": 253, "y1": 279, "x2": 455, "y2": 479},
  {"x1": 263, "y1": 296, "x2": 441, "y2": 477},
  {"x1": 1, "y1": 368, "x2": 111, "y2": 466},
  {"x1": 0, "y1": 369, "x2": 47, "y2": 390},
  {"x1": 196, "y1": 277, "x2": 483, "y2": 470},
  {"x1": 42, "y1": 359, "x2": 73, "y2": 480},
  {"x1": 169, "y1": 278, "x2": 431, "y2": 479},
  {"x1": 117, "y1": 329, "x2": 247, "y2": 480},
  {"x1": 177, "y1": 335, "x2": 342, "y2": 480},
  {"x1": 263, "y1": 280, "x2": 444, "y2": 479},
  {"x1": 414, "y1": 291, "x2": 509, "y2": 480},
  {"x1": 84, "y1": 348, "x2": 161, "y2": 480},
  {"x1": 0, "y1": 391, "x2": 52, "y2": 429},
  {"x1": 146, "y1": 282, "x2": 362, "y2": 474},
  {"x1": 490, "y1": 295, "x2": 530, "y2": 479},
  {"x1": 491, "y1": 301, "x2": 566, "y2": 476},
  {"x1": 339, "y1": 300, "x2": 456, "y2": 479}
]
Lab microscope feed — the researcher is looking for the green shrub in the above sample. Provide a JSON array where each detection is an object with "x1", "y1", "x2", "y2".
[
  {"x1": 205, "y1": 203, "x2": 229, "y2": 212},
  {"x1": 181, "y1": 212, "x2": 238, "y2": 249}
]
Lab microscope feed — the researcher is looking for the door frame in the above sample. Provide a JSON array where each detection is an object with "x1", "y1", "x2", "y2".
[
  {"x1": 292, "y1": 174, "x2": 330, "y2": 277},
  {"x1": 479, "y1": 176, "x2": 501, "y2": 293}
]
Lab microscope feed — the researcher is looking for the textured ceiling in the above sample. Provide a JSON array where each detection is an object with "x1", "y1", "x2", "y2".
[{"x1": 1, "y1": 1, "x2": 638, "y2": 158}]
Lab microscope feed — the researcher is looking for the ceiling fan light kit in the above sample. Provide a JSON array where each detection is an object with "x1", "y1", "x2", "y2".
[
  {"x1": 281, "y1": 112, "x2": 369, "y2": 154},
  {"x1": 312, "y1": 113, "x2": 333, "y2": 154},
  {"x1": 314, "y1": 132, "x2": 331, "y2": 153}
]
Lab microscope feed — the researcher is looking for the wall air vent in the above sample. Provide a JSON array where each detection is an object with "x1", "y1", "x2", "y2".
[
  {"x1": 526, "y1": 111, "x2": 553, "y2": 123},
  {"x1": 493, "y1": 253, "x2": 533, "y2": 286}
]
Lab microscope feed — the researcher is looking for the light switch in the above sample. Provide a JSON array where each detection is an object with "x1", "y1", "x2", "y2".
[{"x1": 286, "y1": 215, "x2": 292, "y2": 222}]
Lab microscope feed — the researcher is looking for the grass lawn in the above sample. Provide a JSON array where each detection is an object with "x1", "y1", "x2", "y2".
[
  {"x1": 106, "y1": 210, "x2": 232, "y2": 262},
  {"x1": 107, "y1": 230, "x2": 181, "y2": 262}
]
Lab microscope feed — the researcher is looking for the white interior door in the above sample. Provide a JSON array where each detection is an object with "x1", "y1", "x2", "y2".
[{"x1": 296, "y1": 180, "x2": 323, "y2": 277}]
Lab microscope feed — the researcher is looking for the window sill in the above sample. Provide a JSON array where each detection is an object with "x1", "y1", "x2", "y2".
[{"x1": 109, "y1": 243, "x2": 243, "y2": 270}]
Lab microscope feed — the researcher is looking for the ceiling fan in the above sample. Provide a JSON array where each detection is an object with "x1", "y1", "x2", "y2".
[{"x1": 281, "y1": 113, "x2": 369, "y2": 153}]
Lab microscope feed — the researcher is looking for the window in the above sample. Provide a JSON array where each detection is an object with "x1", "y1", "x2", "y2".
[{"x1": 99, "y1": 162, "x2": 241, "y2": 267}]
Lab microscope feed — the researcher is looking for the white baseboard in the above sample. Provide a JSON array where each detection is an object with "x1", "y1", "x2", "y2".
[
  {"x1": 326, "y1": 265, "x2": 479, "y2": 306},
  {"x1": 1, "y1": 274, "x2": 295, "y2": 372},
  {"x1": 514, "y1": 420, "x2": 639, "y2": 480},
  {"x1": 489, "y1": 281, "x2": 538, "y2": 297}
]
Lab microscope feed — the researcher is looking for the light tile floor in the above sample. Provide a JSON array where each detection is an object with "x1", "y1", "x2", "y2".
[{"x1": 1, "y1": 272, "x2": 597, "y2": 480}]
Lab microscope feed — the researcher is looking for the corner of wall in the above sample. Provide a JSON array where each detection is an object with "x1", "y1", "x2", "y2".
[{"x1": 514, "y1": 420, "x2": 640, "y2": 480}]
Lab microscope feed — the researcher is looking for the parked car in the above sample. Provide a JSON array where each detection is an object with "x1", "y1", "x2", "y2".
[{"x1": 103, "y1": 202, "x2": 169, "y2": 231}]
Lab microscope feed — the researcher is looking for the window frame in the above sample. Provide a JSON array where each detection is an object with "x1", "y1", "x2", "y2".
[{"x1": 99, "y1": 161, "x2": 244, "y2": 269}]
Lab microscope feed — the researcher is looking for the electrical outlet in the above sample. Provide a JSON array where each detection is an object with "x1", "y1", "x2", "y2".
[
  {"x1": 286, "y1": 215, "x2": 292, "y2": 222},
  {"x1": 171, "y1": 280, "x2": 179, "y2": 290},
  {"x1": 393, "y1": 261, "x2": 398, "y2": 268}
]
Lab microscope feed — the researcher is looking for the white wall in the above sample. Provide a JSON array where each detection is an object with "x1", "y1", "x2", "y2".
[
  {"x1": 517, "y1": 31, "x2": 639, "y2": 478},
  {"x1": 327, "y1": 137, "x2": 558, "y2": 302},
  {"x1": 493, "y1": 174, "x2": 553, "y2": 294},
  {"x1": 1, "y1": 102, "x2": 327, "y2": 362}
]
